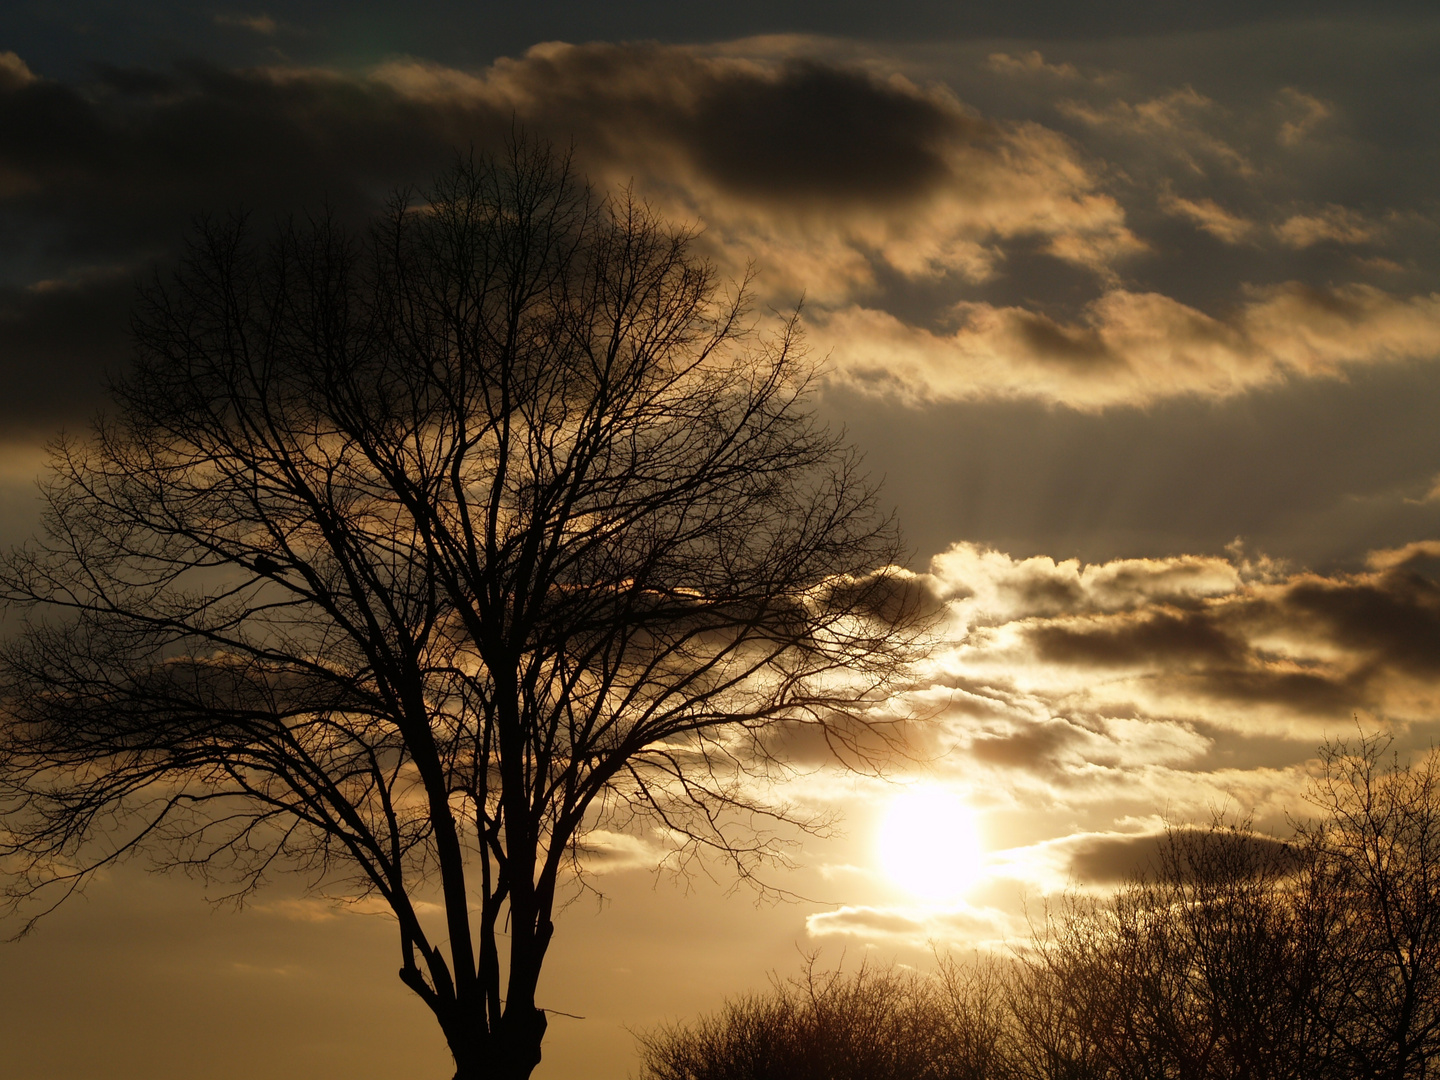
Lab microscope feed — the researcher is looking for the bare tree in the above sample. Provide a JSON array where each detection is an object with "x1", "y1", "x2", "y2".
[
  {"x1": 1299, "y1": 734, "x2": 1440, "y2": 1080},
  {"x1": 0, "y1": 139, "x2": 927, "y2": 1080},
  {"x1": 1009, "y1": 819, "x2": 1327, "y2": 1080}
]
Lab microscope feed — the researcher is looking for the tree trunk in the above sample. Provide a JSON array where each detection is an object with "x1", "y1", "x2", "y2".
[{"x1": 448, "y1": 1006, "x2": 548, "y2": 1080}]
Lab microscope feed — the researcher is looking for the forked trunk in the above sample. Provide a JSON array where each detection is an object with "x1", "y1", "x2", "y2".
[{"x1": 447, "y1": 1005, "x2": 548, "y2": 1080}]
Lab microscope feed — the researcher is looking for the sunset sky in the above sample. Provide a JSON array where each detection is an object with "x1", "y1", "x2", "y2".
[{"x1": 3, "y1": 3, "x2": 1440, "y2": 1078}]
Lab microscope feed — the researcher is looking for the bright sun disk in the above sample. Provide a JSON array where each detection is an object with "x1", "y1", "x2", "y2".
[{"x1": 878, "y1": 787, "x2": 984, "y2": 900}]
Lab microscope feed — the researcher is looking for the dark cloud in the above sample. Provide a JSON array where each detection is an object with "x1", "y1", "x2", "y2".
[
  {"x1": 1029, "y1": 609, "x2": 1244, "y2": 667},
  {"x1": 1008, "y1": 571, "x2": 1437, "y2": 716},
  {"x1": 0, "y1": 46, "x2": 998, "y2": 434},
  {"x1": 437, "y1": 42, "x2": 981, "y2": 209},
  {"x1": 823, "y1": 567, "x2": 949, "y2": 625},
  {"x1": 1278, "y1": 569, "x2": 1440, "y2": 678},
  {"x1": 1011, "y1": 311, "x2": 1118, "y2": 370},
  {"x1": 0, "y1": 62, "x2": 489, "y2": 433},
  {"x1": 1066, "y1": 832, "x2": 1171, "y2": 884},
  {"x1": 1185, "y1": 666, "x2": 1357, "y2": 715},
  {"x1": 0, "y1": 276, "x2": 133, "y2": 431},
  {"x1": 0, "y1": 61, "x2": 474, "y2": 267},
  {"x1": 10, "y1": 3, "x2": 1440, "y2": 86},
  {"x1": 969, "y1": 718, "x2": 1089, "y2": 769},
  {"x1": 683, "y1": 60, "x2": 966, "y2": 204},
  {"x1": 1066, "y1": 827, "x2": 1292, "y2": 885}
]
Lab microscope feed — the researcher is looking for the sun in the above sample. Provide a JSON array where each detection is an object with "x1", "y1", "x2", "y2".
[{"x1": 877, "y1": 786, "x2": 984, "y2": 900}]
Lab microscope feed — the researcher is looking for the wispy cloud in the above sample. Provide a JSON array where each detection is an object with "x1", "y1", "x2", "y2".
[
  {"x1": 1159, "y1": 188, "x2": 1256, "y2": 243},
  {"x1": 1275, "y1": 204, "x2": 1381, "y2": 248},
  {"x1": 1276, "y1": 87, "x2": 1333, "y2": 147}
]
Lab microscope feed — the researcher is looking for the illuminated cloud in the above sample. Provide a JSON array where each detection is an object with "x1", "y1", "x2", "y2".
[
  {"x1": 0, "y1": 51, "x2": 37, "y2": 90},
  {"x1": 793, "y1": 537, "x2": 1440, "y2": 911},
  {"x1": 819, "y1": 283, "x2": 1440, "y2": 407},
  {"x1": 1058, "y1": 86, "x2": 1255, "y2": 177},
  {"x1": 1159, "y1": 188, "x2": 1256, "y2": 243},
  {"x1": 913, "y1": 540, "x2": 1440, "y2": 772},
  {"x1": 805, "y1": 901, "x2": 1017, "y2": 949},
  {"x1": 1275, "y1": 204, "x2": 1381, "y2": 248},
  {"x1": 372, "y1": 44, "x2": 1142, "y2": 294}
]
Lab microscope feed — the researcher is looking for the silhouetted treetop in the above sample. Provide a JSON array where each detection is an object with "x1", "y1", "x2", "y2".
[{"x1": 0, "y1": 137, "x2": 929, "y2": 1080}]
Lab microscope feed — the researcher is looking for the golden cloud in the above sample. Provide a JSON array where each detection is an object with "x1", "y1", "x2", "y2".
[{"x1": 818, "y1": 283, "x2": 1440, "y2": 407}]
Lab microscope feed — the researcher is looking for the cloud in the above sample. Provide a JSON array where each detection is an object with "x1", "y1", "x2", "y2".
[
  {"x1": 572, "y1": 829, "x2": 671, "y2": 874},
  {"x1": 986, "y1": 51, "x2": 1081, "y2": 80},
  {"x1": 1368, "y1": 539, "x2": 1440, "y2": 569},
  {"x1": 821, "y1": 566, "x2": 950, "y2": 624},
  {"x1": 790, "y1": 539, "x2": 1440, "y2": 894},
  {"x1": 968, "y1": 717, "x2": 1095, "y2": 770},
  {"x1": 0, "y1": 51, "x2": 37, "y2": 91},
  {"x1": 1159, "y1": 189, "x2": 1256, "y2": 244},
  {"x1": 1028, "y1": 609, "x2": 1246, "y2": 668},
  {"x1": 0, "y1": 43, "x2": 1151, "y2": 431},
  {"x1": 805, "y1": 901, "x2": 1017, "y2": 948},
  {"x1": 1058, "y1": 86, "x2": 1255, "y2": 177},
  {"x1": 916, "y1": 541, "x2": 1440, "y2": 761},
  {"x1": 1276, "y1": 87, "x2": 1333, "y2": 148},
  {"x1": 372, "y1": 44, "x2": 1142, "y2": 292},
  {"x1": 930, "y1": 542, "x2": 1252, "y2": 620},
  {"x1": 999, "y1": 826, "x2": 1293, "y2": 888},
  {"x1": 0, "y1": 36, "x2": 1435, "y2": 440},
  {"x1": 1275, "y1": 204, "x2": 1381, "y2": 248},
  {"x1": 820, "y1": 282, "x2": 1440, "y2": 407},
  {"x1": 0, "y1": 274, "x2": 136, "y2": 431}
]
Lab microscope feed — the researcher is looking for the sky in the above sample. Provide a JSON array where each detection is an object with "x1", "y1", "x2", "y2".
[{"x1": 3, "y1": 3, "x2": 1440, "y2": 1078}]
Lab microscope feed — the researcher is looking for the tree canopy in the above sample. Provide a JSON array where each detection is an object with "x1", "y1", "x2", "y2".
[{"x1": 0, "y1": 139, "x2": 928, "y2": 1080}]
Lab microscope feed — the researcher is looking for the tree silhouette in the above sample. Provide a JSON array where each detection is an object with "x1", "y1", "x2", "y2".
[
  {"x1": 1299, "y1": 733, "x2": 1440, "y2": 1080},
  {"x1": 0, "y1": 139, "x2": 928, "y2": 1080}
]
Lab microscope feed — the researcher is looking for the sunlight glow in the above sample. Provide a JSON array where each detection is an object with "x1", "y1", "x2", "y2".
[{"x1": 878, "y1": 786, "x2": 984, "y2": 900}]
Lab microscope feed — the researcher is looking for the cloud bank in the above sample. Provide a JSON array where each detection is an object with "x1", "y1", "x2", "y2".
[{"x1": 4, "y1": 36, "x2": 1433, "y2": 430}]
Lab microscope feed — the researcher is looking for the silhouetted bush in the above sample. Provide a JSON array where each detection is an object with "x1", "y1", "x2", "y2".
[{"x1": 637, "y1": 956, "x2": 1013, "y2": 1080}]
